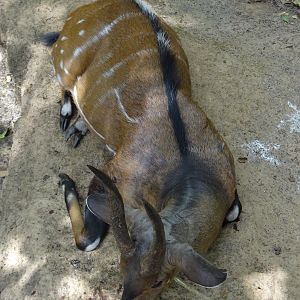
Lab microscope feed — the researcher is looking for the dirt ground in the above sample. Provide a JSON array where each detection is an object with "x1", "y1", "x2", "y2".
[{"x1": 0, "y1": 0, "x2": 299, "y2": 299}]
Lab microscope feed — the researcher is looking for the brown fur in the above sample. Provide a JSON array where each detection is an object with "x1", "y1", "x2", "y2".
[{"x1": 53, "y1": 0, "x2": 237, "y2": 298}]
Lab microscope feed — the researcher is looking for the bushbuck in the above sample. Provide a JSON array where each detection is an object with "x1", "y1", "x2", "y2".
[{"x1": 42, "y1": 0, "x2": 242, "y2": 299}]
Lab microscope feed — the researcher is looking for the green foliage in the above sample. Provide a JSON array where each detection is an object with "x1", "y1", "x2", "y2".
[{"x1": 0, "y1": 128, "x2": 8, "y2": 139}]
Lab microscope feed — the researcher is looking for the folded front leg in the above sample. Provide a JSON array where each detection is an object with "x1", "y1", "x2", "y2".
[{"x1": 64, "y1": 117, "x2": 88, "y2": 148}]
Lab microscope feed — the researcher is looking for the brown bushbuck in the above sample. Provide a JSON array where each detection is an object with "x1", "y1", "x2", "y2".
[{"x1": 42, "y1": 0, "x2": 242, "y2": 299}]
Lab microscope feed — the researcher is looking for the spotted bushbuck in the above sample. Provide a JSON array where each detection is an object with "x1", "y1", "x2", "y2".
[{"x1": 42, "y1": 0, "x2": 242, "y2": 299}]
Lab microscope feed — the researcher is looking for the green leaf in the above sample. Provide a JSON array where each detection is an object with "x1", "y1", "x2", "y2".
[
  {"x1": 0, "y1": 128, "x2": 8, "y2": 139},
  {"x1": 292, "y1": 0, "x2": 300, "y2": 7},
  {"x1": 282, "y1": 15, "x2": 290, "y2": 23}
]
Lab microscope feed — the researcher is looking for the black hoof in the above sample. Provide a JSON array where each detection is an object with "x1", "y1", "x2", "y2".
[
  {"x1": 58, "y1": 173, "x2": 79, "y2": 200},
  {"x1": 58, "y1": 173, "x2": 75, "y2": 188},
  {"x1": 60, "y1": 115, "x2": 72, "y2": 131},
  {"x1": 64, "y1": 118, "x2": 88, "y2": 148},
  {"x1": 65, "y1": 128, "x2": 84, "y2": 148}
]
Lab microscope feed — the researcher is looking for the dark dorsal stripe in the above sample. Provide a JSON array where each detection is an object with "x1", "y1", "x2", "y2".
[{"x1": 132, "y1": 1, "x2": 189, "y2": 156}]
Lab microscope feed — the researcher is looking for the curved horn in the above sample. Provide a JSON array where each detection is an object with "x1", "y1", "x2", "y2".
[
  {"x1": 87, "y1": 165, "x2": 134, "y2": 257},
  {"x1": 141, "y1": 200, "x2": 166, "y2": 274}
]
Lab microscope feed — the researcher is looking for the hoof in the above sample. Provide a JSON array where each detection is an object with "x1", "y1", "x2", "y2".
[{"x1": 65, "y1": 118, "x2": 88, "y2": 148}]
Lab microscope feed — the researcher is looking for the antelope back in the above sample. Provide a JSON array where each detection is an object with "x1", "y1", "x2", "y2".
[{"x1": 52, "y1": 0, "x2": 190, "y2": 149}]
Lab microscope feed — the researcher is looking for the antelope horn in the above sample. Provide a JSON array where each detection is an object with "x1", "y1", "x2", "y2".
[
  {"x1": 141, "y1": 200, "x2": 166, "y2": 275},
  {"x1": 87, "y1": 165, "x2": 134, "y2": 257}
]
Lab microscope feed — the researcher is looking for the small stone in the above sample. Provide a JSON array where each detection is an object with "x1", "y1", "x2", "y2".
[
  {"x1": 70, "y1": 259, "x2": 81, "y2": 268},
  {"x1": 238, "y1": 157, "x2": 248, "y2": 163},
  {"x1": 49, "y1": 210, "x2": 54, "y2": 214},
  {"x1": 6, "y1": 75, "x2": 12, "y2": 82},
  {"x1": 0, "y1": 170, "x2": 8, "y2": 178},
  {"x1": 273, "y1": 245, "x2": 282, "y2": 255},
  {"x1": 233, "y1": 223, "x2": 239, "y2": 231},
  {"x1": 288, "y1": 175, "x2": 296, "y2": 182},
  {"x1": 43, "y1": 174, "x2": 50, "y2": 181}
]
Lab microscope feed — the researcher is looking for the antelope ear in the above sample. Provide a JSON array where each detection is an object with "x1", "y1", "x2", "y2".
[
  {"x1": 86, "y1": 192, "x2": 111, "y2": 225},
  {"x1": 168, "y1": 243, "x2": 227, "y2": 288}
]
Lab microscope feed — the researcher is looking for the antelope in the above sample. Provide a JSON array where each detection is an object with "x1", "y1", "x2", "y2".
[{"x1": 42, "y1": 0, "x2": 242, "y2": 299}]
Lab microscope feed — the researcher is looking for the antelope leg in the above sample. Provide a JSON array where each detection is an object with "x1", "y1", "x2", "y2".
[
  {"x1": 58, "y1": 173, "x2": 109, "y2": 251},
  {"x1": 60, "y1": 90, "x2": 75, "y2": 131},
  {"x1": 64, "y1": 117, "x2": 88, "y2": 148}
]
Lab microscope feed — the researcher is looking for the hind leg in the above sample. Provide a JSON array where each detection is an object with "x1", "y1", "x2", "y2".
[
  {"x1": 64, "y1": 116, "x2": 88, "y2": 148},
  {"x1": 60, "y1": 90, "x2": 75, "y2": 131},
  {"x1": 59, "y1": 173, "x2": 109, "y2": 251},
  {"x1": 225, "y1": 191, "x2": 242, "y2": 223}
]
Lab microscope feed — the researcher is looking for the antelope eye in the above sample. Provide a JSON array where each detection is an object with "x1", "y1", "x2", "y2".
[{"x1": 151, "y1": 281, "x2": 163, "y2": 288}]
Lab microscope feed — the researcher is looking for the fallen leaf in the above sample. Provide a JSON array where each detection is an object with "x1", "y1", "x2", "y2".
[
  {"x1": 0, "y1": 128, "x2": 8, "y2": 139},
  {"x1": 282, "y1": 14, "x2": 290, "y2": 22},
  {"x1": 292, "y1": 0, "x2": 300, "y2": 7}
]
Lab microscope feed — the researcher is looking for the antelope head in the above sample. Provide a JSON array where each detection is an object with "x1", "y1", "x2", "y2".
[{"x1": 87, "y1": 166, "x2": 227, "y2": 300}]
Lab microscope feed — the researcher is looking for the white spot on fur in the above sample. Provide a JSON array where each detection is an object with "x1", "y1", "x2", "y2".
[
  {"x1": 84, "y1": 237, "x2": 101, "y2": 252},
  {"x1": 278, "y1": 101, "x2": 300, "y2": 133},
  {"x1": 114, "y1": 89, "x2": 138, "y2": 124},
  {"x1": 66, "y1": 16, "x2": 72, "y2": 21},
  {"x1": 60, "y1": 60, "x2": 64, "y2": 70},
  {"x1": 244, "y1": 140, "x2": 281, "y2": 166},
  {"x1": 61, "y1": 100, "x2": 72, "y2": 116},
  {"x1": 79, "y1": 30, "x2": 85, "y2": 36},
  {"x1": 226, "y1": 205, "x2": 240, "y2": 222},
  {"x1": 77, "y1": 19, "x2": 85, "y2": 24},
  {"x1": 60, "y1": 49, "x2": 64, "y2": 54},
  {"x1": 61, "y1": 36, "x2": 68, "y2": 41},
  {"x1": 64, "y1": 67, "x2": 70, "y2": 75},
  {"x1": 106, "y1": 144, "x2": 116, "y2": 156}
]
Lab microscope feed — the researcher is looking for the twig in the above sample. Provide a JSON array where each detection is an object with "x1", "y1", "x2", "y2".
[{"x1": 174, "y1": 277, "x2": 211, "y2": 300}]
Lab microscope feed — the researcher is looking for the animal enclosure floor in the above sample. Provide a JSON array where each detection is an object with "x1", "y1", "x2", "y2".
[{"x1": 0, "y1": 0, "x2": 299, "y2": 299}]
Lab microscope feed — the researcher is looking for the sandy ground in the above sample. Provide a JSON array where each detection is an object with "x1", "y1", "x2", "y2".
[{"x1": 0, "y1": 0, "x2": 299, "y2": 299}]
